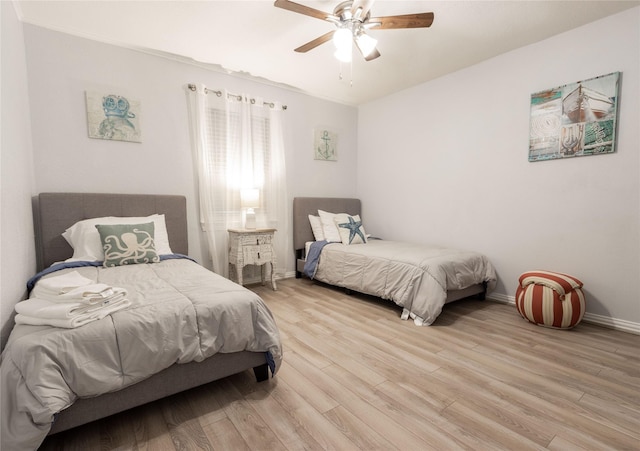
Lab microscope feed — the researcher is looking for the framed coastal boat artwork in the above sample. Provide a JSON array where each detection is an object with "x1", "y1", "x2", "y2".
[
  {"x1": 528, "y1": 72, "x2": 620, "y2": 162},
  {"x1": 86, "y1": 91, "x2": 142, "y2": 143}
]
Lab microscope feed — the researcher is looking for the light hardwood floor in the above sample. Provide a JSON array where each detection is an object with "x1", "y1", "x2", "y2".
[{"x1": 40, "y1": 277, "x2": 640, "y2": 450}]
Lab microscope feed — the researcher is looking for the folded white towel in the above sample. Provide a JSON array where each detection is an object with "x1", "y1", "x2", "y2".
[
  {"x1": 69, "y1": 285, "x2": 117, "y2": 304},
  {"x1": 35, "y1": 271, "x2": 94, "y2": 294},
  {"x1": 15, "y1": 313, "x2": 97, "y2": 329},
  {"x1": 33, "y1": 283, "x2": 117, "y2": 304},
  {"x1": 16, "y1": 289, "x2": 128, "y2": 319},
  {"x1": 15, "y1": 297, "x2": 131, "y2": 329}
]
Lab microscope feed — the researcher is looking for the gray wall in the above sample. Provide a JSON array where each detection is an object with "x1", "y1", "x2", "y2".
[
  {"x1": 22, "y1": 24, "x2": 359, "y2": 269},
  {"x1": 358, "y1": 7, "x2": 640, "y2": 328},
  {"x1": 1, "y1": 2, "x2": 37, "y2": 347}
]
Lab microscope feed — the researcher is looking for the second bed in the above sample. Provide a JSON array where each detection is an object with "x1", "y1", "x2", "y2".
[{"x1": 293, "y1": 197, "x2": 497, "y2": 326}]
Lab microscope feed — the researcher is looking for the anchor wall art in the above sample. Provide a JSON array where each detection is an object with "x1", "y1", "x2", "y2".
[
  {"x1": 528, "y1": 72, "x2": 620, "y2": 162},
  {"x1": 314, "y1": 127, "x2": 338, "y2": 161},
  {"x1": 86, "y1": 91, "x2": 142, "y2": 143}
]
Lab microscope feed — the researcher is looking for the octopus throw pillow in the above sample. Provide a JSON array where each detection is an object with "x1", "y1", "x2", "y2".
[{"x1": 95, "y1": 222, "x2": 160, "y2": 267}]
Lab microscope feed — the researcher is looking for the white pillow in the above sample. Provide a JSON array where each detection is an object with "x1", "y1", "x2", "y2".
[
  {"x1": 317, "y1": 209, "x2": 342, "y2": 243},
  {"x1": 308, "y1": 215, "x2": 325, "y2": 241},
  {"x1": 62, "y1": 214, "x2": 173, "y2": 261},
  {"x1": 333, "y1": 214, "x2": 367, "y2": 245}
]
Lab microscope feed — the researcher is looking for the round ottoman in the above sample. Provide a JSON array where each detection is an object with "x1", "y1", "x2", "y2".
[{"x1": 515, "y1": 270, "x2": 585, "y2": 329}]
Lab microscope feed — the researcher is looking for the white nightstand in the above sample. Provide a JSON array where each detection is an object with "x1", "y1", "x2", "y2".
[{"x1": 228, "y1": 228, "x2": 277, "y2": 291}]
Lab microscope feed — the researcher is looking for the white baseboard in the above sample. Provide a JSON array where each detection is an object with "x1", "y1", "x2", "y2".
[
  {"x1": 486, "y1": 293, "x2": 513, "y2": 304},
  {"x1": 581, "y1": 312, "x2": 640, "y2": 335},
  {"x1": 486, "y1": 293, "x2": 640, "y2": 335}
]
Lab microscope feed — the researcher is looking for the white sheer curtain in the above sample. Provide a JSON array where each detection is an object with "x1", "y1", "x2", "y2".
[{"x1": 187, "y1": 84, "x2": 290, "y2": 277}]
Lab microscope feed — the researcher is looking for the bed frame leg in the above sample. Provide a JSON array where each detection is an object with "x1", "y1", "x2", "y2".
[
  {"x1": 295, "y1": 251, "x2": 304, "y2": 278},
  {"x1": 479, "y1": 281, "x2": 488, "y2": 301},
  {"x1": 253, "y1": 363, "x2": 269, "y2": 382}
]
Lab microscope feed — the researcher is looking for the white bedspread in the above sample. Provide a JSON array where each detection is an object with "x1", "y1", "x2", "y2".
[
  {"x1": 1, "y1": 258, "x2": 282, "y2": 450},
  {"x1": 313, "y1": 240, "x2": 497, "y2": 325}
]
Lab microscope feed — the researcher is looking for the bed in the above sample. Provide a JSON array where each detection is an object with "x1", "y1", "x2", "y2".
[
  {"x1": 293, "y1": 197, "x2": 497, "y2": 326},
  {"x1": 1, "y1": 193, "x2": 282, "y2": 450}
]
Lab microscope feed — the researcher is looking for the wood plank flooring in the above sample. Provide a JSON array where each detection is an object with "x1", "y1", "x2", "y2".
[{"x1": 40, "y1": 277, "x2": 640, "y2": 450}]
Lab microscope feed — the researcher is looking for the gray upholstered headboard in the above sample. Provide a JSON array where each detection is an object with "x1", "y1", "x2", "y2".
[
  {"x1": 292, "y1": 197, "x2": 361, "y2": 252},
  {"x1": 34, "y1": 193, "x2": 188, "y2": 270}
]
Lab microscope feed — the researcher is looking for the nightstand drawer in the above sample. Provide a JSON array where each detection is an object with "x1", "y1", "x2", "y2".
[
  {"x1": 239, "y1": 234, "x2": 272, "y2": 246},
  {"x1": 242, "y1": 245, "x2": 272, "y2": 265}
]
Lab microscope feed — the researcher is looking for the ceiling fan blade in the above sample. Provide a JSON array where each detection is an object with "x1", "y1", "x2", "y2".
[
  {"x1": 367, "y1": 12, "x2": 434, "y2": 29},
  {"x1": 274, "y1": 0, "x2": 336, "y2": 21},
  {"x1": 364, "y1": 48, "x2": 381, "y2": 61},
  {"x1": 351, "y1": 0, "x2": 375, "y2": 20},
  {"x1": 294, "y1": 30, "x2": 335, "y2": 53}
]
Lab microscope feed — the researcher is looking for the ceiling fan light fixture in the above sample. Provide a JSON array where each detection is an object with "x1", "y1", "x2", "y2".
[
  {"x1": 333, "y1": 27, "x2": 352, "y2": 51},
  {"x1": 334, "y1": 45, "x2": 352, "y2": 62},
  {"x1": 275, "y1": 0, "x2": 434, "y2": 63},
  {"x1": 355, "y1": 32, "x2": 377, "y2": 58}
]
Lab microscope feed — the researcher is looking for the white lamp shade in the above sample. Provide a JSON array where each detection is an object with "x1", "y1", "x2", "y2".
[
  {"x1": 241, "y1": 188, "x2": 259, "y2": 229},
  {"x1": 241, "y1": 188, "x2": 260, "y2": 209},
  {"x1": 333, "y1": 28, "x2": 352, "y2": 50},
  {"x1": 355, "y1": 33, "x2": 377, "y2": 58}
]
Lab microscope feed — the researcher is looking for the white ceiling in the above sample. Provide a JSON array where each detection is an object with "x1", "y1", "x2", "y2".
[{"x1": 14, "y1": 1, "x2": 639, "y2": 106}]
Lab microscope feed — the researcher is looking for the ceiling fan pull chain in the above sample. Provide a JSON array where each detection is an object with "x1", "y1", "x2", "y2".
[
  {"x1": 337, "y1": 60, "x2": 354, "y2": 87},
  {"x1": 350, "y1": 59, "x2": 353, "y2": 87}
]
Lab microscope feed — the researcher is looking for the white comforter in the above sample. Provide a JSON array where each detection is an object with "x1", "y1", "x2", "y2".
[
  {"x1": 1, "y1": 258, "x2": 282, "y2": 450},
  {"x1": 314, "y1": 240, "x2": 497, "y2": 325}
]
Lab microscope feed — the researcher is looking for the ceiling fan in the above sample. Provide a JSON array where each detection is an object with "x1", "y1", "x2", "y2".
[{"x1": 274, "y1": 0, "x2": 434, "y2": 62}]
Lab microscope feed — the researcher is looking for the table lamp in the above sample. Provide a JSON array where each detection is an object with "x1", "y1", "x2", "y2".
[{"x1": 241, "y1": 188, "x2": 260, "y2": 229}]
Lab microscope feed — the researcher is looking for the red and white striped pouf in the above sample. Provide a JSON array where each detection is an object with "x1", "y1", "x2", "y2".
[{"x1": 515, "y1": 270, "x2": 585, "y2": 329}]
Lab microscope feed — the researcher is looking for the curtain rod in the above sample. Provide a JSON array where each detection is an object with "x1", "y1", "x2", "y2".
[{"x1": 188, "y1": 83, "x2": 287, "y2": 110}]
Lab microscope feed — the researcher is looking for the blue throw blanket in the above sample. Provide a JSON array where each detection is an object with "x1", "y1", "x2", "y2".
[{"x1": 303, "y1": 241, "x2": 332, "y2": 279}]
